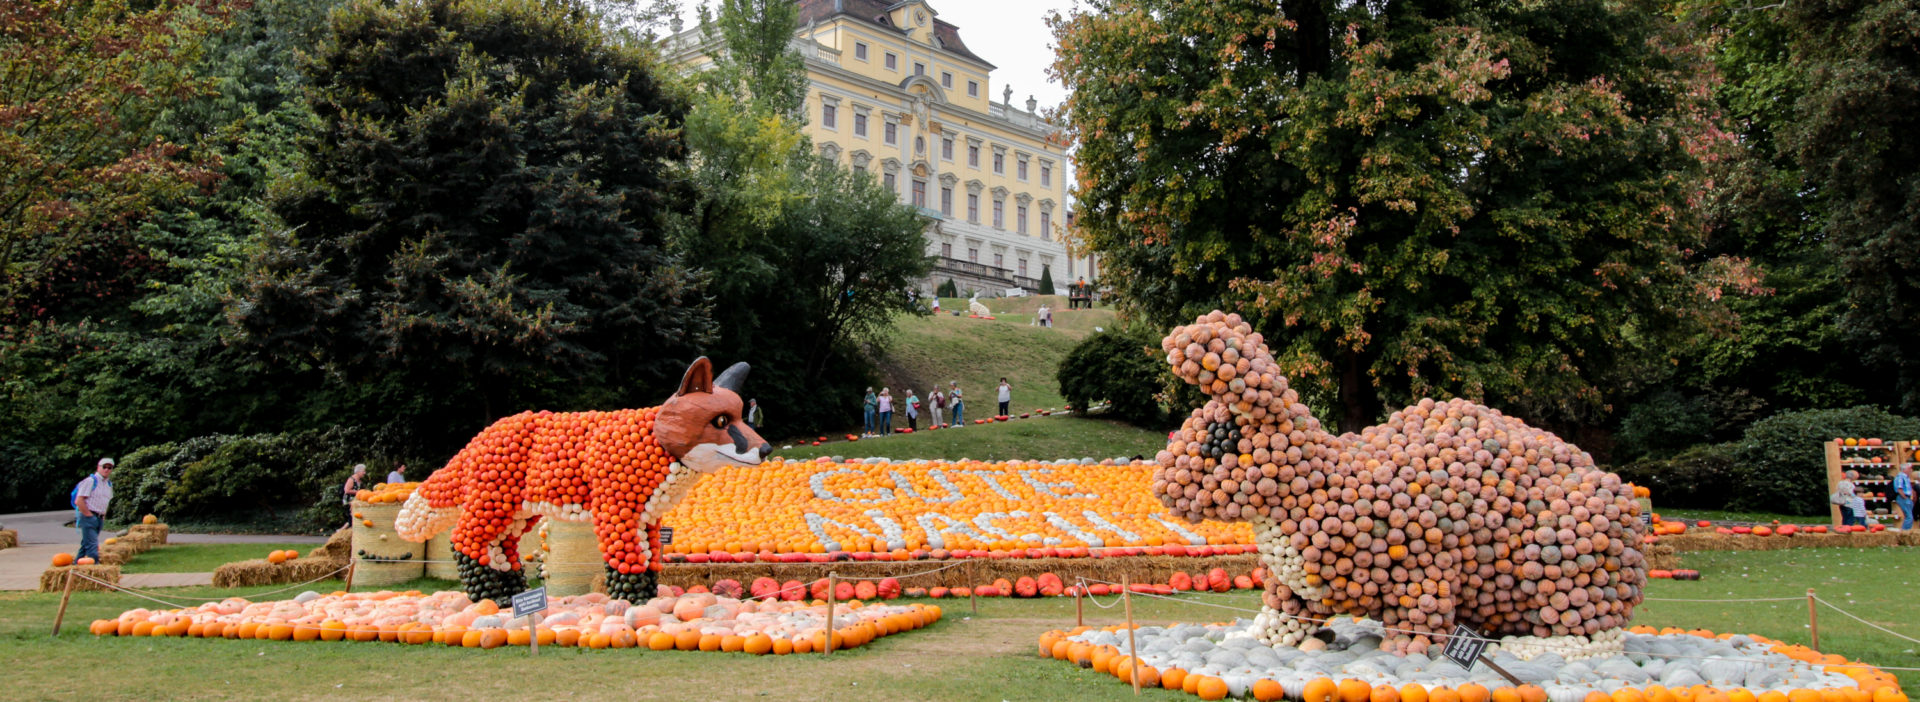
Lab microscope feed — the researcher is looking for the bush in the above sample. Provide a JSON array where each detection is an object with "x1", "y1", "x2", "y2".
[
  {"x1": 1613, "y1": 390, "x2": 1714, "y2": 462},
  {"x1": 1038, "y1": 265, "x2": 1055, "y2": 295},
  {"x1": 1611, "y1": 442, "x2": 1739, "y2": 510},
  {"x1": 1057, "y1": 327, "x2": 1167, "y2": 424},
  {"x1": 1728, "y1": 406, "x2": 1920, "y2": 515},
  {"x1": 112, "y1": 424, "x2": 419, "y2": 531},
  {"x1": 936, "y1": 278, "x2": 958, "y2": 298}
]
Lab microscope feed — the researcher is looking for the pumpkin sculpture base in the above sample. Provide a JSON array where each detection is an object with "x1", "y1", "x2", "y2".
[
  {"x1": 604, "y1": 568, "x2": 657, "y2": 603},
  {"x1": 455, "y1": 553, "x2": 526, "y2": 603}
]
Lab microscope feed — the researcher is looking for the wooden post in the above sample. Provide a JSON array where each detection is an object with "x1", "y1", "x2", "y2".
[
  {"x1": 1122, "y1": 574, "x2": 1140, "y2": 695},
  {"x1": 968, "y1": 560, "x2": 979, "y2": 615},
  {"x1": 825, "y1": 572, "x2": 837, "y2": 656},
  {"x1": 1075, "y1": 583, "x2": 1084, "y2": 627},
  {"x1": 1807, "y1": 588, "x2": 1819, "y2": 651},
  {"x1": 344, "y1": 560, "x2": 357, "y2": 593},
  {"x1": 51, "y1": 570, "x2": 76, "y2": 637},
  {"x1": 529, "y1": 612, "x2": 540, "y2": 657}
]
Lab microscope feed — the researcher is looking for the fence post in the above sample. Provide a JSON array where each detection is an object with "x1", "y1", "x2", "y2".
[
  {"x1": 1123, "y1": 574, "x2": 1140, "y2": 695},
  {"x1": 1807, "y1": 588, "x2": 1819, "y2": 651},
  {"x1": 51, "y1": 570, "x2": 76, "y2": 637},
  {"x1": 825, "y1": 572, "x2": 837, "y2": 656},
  {"x1": 1075, "y1": 583, "x2": 1084, "y2": 628},
  {"x1": 344, "y1": 560, "x2": 357, "y2": 593}
]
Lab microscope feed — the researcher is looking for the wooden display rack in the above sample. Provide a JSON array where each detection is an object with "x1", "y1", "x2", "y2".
[{"x1": 1822, "y1": 439, "x2": 1911, "y2": 527}]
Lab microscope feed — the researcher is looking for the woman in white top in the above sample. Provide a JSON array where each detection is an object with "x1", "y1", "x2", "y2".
[{"x1": 877, "y1": 388, "x2": 893, "y2": 433}]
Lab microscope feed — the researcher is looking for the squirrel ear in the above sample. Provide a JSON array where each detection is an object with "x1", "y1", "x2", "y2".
[{"x1": 676, "y1": 357, "x2": 714, "y2": 396}]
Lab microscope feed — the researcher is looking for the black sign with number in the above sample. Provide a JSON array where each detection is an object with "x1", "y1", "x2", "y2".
[
  {"x1": 1639, "y1": 512, "x2": 1652, "y2": 527},
  {"x1": 1441, "y1": 624, "x2": 1489, "y2": 670},
  {"x1": 659, "y1": 527, "x2": 674, "y2": 545},
  {"x1": 511, "y1": 587, "x2": 548, "y2": 618}
]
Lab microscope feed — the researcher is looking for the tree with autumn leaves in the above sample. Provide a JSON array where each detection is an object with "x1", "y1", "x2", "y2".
[{"x1": 1052, "y1": 0, "x2": 1763, "y2": 433}]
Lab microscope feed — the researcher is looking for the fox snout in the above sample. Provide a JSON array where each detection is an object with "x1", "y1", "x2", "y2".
[{"x1": 727, "y1": 423, "x2": 772, "y2": 461}]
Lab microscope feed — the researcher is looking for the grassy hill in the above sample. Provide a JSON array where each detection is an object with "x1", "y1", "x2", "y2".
[
  {"x1": 870, "y1": 295, "x2": 1117, "y2": 417},
  {"x1": 773, "y1": 414, "x2": 1169, "y2": 462}
]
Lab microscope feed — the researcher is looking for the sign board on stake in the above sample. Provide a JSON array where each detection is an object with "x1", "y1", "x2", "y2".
[
  {"x1": 659, "y1": 527, "x2": 674, "y2": 545},
  {"x1": 1441, "y1": 624, "x2": 1523, "y2": 685},
  {"x1": 512, "y1": 587, "x2": 548, "y2": 619}
]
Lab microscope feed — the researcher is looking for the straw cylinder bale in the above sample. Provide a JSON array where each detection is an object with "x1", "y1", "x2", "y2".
[
  {"x1": 426, "y1": 532, "x2": 460, "y2": 581},
  {"x1": 41, "y1": 564, "x2": 120, "y2": 592},
  {"x1": 543, "y1": 519, "x2": 599, "y2": 596},
  {"x1": 351, "y1": 501, "x2": 424, "y2": 586}
]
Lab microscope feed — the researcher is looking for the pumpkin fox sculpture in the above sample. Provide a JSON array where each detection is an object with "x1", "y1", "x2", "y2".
[{"x1": 398, "y1": 357, "x2": 770, "y2": 602}]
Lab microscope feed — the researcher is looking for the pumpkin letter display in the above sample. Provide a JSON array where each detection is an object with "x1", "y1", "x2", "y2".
[
  {"x1": 1154, "y1": 312, "x2": 1648, "y2": 658},
  {"x1": 398, "y1": 357, "x2": 771, "y2": 603}
]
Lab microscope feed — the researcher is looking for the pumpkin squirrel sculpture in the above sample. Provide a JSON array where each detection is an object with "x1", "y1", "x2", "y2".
[
  {"x1": 1155, "y1": 311, "x2": 1648, "y2": 659},
  {"x1": 398, "y1": 357, "x2": 771, "y2": 603}
]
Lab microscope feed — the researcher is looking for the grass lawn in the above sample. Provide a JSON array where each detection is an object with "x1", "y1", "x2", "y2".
[
  {"x1": 871, "y1": 298, "x2": 1117, "y2": 419},
  {"x1": 773, "y1": 415, "x2": 1171, "y2": 462},
  {"x1": 5, "y1": 548, "x2": 1917, "y2": 699},
  {"x1": 119, "y1": 543, "x2": 318, "y2": 574}
]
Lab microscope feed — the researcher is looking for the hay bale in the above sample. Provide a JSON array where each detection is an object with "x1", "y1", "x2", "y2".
[
  {"x1": 128, "y1": 523, "x2": 168, "y2": 544},
  {"x1": 40, "y1": 565, "x2": 121, "y2": 593},
  {"x1": 211, "y1": 557, "x2": 345, "y2": 588},
  {"x1": 653, "y1": 554, "x2": 1264, "y2": 592},
  {"x1": 543, "y1": 519, "x2": 598, "y2": 596},
  {"x1": 349, "y1": 501, "x2": 423, "y2": 586},
  {"x1": 306, "y1": 527, "x2": 353, "y2": 569},
  {"x1": 97, "y1": 542, "x2": 138, "y2": 566},
  {"x1": 1645, "y1": 544, "x2": 1681, "y2": 571},
  {"x1": 426, "y1": 531, "x2": 460, "y2": 581},
  {"x1": 1899, "y1": 531, "x2": 1920, "y2": 547},
  {"x1": 0, "y1": 529, "x2": 18, "y2": 550}
]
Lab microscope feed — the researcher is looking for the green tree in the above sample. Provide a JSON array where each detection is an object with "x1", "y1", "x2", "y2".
[
  {"x1": 1057, "y1": 326, "x2": 1166, "y2": 424},
  {"x1": 1038, "y1": 265, "x2": 1056, "y2": 296},
  {"x1": 1051, "y1": 0, "x2": 1756, "y2": 432},
  {"x1": 696, "y1": 0, "x2": 808, "y2": 118},
  {"x1": 0, "y1": 0, "x2": 238, "y2": 321},
  {"x1": 227, "y1": 0, "x2": 709, "y2": 441},
  {"x1": 1784, "y1": 0, "x2": 1920, "y2": 411},
  {"x1": 673, "y1": 0, "x2": 930, "y2": 437}
]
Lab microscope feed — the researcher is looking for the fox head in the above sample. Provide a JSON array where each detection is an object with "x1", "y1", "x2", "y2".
[{"x1": 656, "y1": 357, "x2": 772, "y2": 472}]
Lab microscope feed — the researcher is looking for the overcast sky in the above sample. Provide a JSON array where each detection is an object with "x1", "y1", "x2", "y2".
[{"x1": 672, "y1": 0, "x2": 1079, "y2": 114}]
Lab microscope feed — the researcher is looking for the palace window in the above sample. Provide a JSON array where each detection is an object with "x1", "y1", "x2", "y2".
[
  {"x1": 968, "y1": 80, "x2": 979, "y2": 97},
  {"x1": 883, "y1": 172, "x2": 895, "y2": 191},
  {"x1": 855, "y1": 43, "x2": 868, "y2": 60},
  {"x1": 885, "y1": 52, "x2": 897, "y2": 71},
  {"x1": 1019, "y1": 258, "x2": 1028, "y2": 276},
  {"x1": 967, "y1": 194, "x2": 979, "y2": 223},
  {"x1": 942, "y1": 72, "x2": 953, "y2": 88},
  {"x1": 1017, "y1": 158, "x2": 1028, "y2": 181},
  {"x1": 993, "y1": 199, "x2": 1004, "y2": 228},
  {"x1": 822, "y1": 103, "x2": 836, "y2": 129},
  {"x1": 1040, "y1": 210, "x2": 1052, "y2": 240},
  {"x1": 942, "y1": 242, "x2": 952, "y2": 257},
  {"x1": 914, "y1": 62, "x2": 925, "y2": 76},
  {"x1": 942, "y1": 137, "x2": 953, "y2": 160},
  {"x1": 854, "y1": 113, "x2": 867, "y2": 137},
  {"x1": 940, "y1": 186, "x2": 953, "y2": 215},
  {"x1": 1041, "y1": 162, "x2": 1052, "y2": 187},
  {"x1": 994, "y1": 253, "x2": 1004, "y2": 268},
  {"x1": 1017, "y1": 205, "x2": 1028, "y2": 235},
  {"x1": 912, "y1": 179, "x2": 927, "y2": 207},
  {"x1": 993, "y1": 152, "x2": 1003, "y2": 174},
  {"x1": 968, "y1": 247, "x2": 978, "y2": 263},
  {"x1": 885, "y1": 121, "x2": 897, "y2": 145},
  {"x1": 968, "y1": 143, "x2": 979, "y2": 168}
]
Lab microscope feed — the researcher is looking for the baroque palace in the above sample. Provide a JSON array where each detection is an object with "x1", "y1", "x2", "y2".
[{"x1": 668, "y1": 0, "x2": 1097, "y2": 295}]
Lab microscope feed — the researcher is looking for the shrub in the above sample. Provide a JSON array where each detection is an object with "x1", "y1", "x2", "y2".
[
  {"x1": 936, "y1": 278, "x2": 958, "y2": 298},
  {"x1": 1613, "y1": 390, "x2": 1714, "y2": 462},
  {"x1": 1038, "y1": 265, "x2": 1055, "y2": 295},
  {"x1": 1611, "y1": 442, "x2": 1738, "y2": 510},
  {"x1": 1728, "y1": 406, "x2": 1920, "y2": 515},
  {"x1": 114, "y1": 424, "x2": 419, "y2": 531},
  {"x1": 1057, "y1": 327, "x2": 1167, "y2": 425}
]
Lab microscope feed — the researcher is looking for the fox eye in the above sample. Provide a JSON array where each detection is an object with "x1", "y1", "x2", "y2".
[{"x1": 712, "y1": 415, "x2": 729, "y2": 429}]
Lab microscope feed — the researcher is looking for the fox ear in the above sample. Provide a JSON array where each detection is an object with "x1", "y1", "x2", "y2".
[{"x1": 676, "y1": 357, "x2": 714, "y2": 397}]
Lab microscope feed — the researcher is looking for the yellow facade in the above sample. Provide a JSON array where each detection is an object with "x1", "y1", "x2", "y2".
[{"x1": 668, "y1": 0, "x2": 1096, "y2": 291}]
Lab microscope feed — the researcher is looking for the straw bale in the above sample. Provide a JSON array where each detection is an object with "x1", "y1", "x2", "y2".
[
  {"x1": 1644, "y1": 544, "x2": 1680, "y2": 571},
  {"x1": 1899, "y1": 531, "x2": 1920, "y2": 547},
  {"x1": 543, "y1": 520, "x2": 598, "y2": 596},
  {"x1": 128, "y1": 523, "x2": 169, "y2": 544},
  {"x1": 97, "y1": 543, "x2": 138, "y2": 566},
  {"x1": 426, "y1": 533, "x2": 459, "y2": 581},
  {"x1": 350, "y1": 502, "x2": 423, "y2": 586},
  {"x1": 41, "y1": 565, "x2": 121, "y2": 592},
  {"x1": 306, "y1": 527, "x2": 352, "y2": 569},
  {"x1": 211, "y1": 556, "x2": 345, "y2": 589},
  {"x1": 0, "y1": 529, "x2": 18, "y2": 550},
  {"x1": 651, "y1": 554, "x2": 1263, "y2": 592}
]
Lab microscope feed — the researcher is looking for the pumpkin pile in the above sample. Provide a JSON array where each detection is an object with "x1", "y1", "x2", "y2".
[
  {"x1": 1153, "y1": 311, "x2": 1648, "y2": 654},
  {"x1": 650, "y1": 457, "x2": 1254, "y2": 561},
  {"x1": 1037, "y1": 624, "x2": 1906, "y2": 702},
  {"x1": 88, "y1": 589, "x2": 942, "y2": 654},
  {"x1": 355, "y1": 481, "x2": 420, "y2": 504}
]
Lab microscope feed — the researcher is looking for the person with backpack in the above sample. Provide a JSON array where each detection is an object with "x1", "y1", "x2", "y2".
[{"x1": 73, "y1": 458, "x2": 115, "y2": 561}]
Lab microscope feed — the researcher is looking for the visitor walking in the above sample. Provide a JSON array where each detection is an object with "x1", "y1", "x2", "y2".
[
  {"x1": 997, "y1": 377, "x2": 1012, "y2": 417},
  {"x1": 73, "y1": 458, "x2": 114, "y2": 561},
  {"x1": 747, "y1": 398, "x2": 763, "y2": 428},
  {"x1": 341, "y1": 464, "x2": 368, "y2": 529},
  {"x1": 862, "y1": 387, "x2": 877, "y2": 437},
  {"x1": 905, "y1": 389, "x2": 920, "y2": 431},
  {"x1": 1894, "y1": 464, "x2": 1915, "y2": 531},
  {"x1": 877, "y1": 388, "x2": 894, "y2": 434},
  {"x1": 386, "y1": 464, "x2": 406, "y2": 485},
  {"x1": 949, "y1": 382, "x2": 965, "y2": 426},
  {"x1": 929, "y1": 388, "x2": 945, "y2": 428}
]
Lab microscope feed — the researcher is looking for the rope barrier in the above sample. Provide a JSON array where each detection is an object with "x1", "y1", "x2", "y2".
[
  {"x1": 1064, "y1": 575, "x2": 1920, "y2": 672},
  {"x1": 95, "y1": 564, "x2": 356, "y2": 603},
  {"x1": 1642, "y1": 596, "x2": 1808, "y2": 603},
  {"x1": 1814, "y1": 596, "x2": 1920, "y2": 646},
  {"x1": 70, "y1": 572, "x2": 200, "y2": 609}
]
